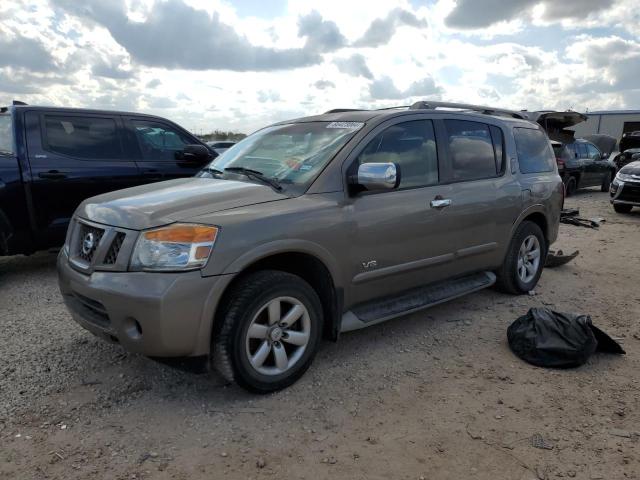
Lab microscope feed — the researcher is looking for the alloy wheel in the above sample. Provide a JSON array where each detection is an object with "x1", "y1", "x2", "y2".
[
  {"x1": 244, "y1": 296, "x2": 311, "y2": 376},
  {"x1": 517, "y1": 235, "x2": 541, "y2": 284}
]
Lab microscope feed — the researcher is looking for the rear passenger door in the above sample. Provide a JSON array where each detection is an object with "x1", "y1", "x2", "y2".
[
  {"x1": 25, "y1": 112, "x2": 141, "y2": 245},
  {"x1": 124, "y1": 118, "x2": 209, "y2": 182},
  {"x1": 584, "y1": 143, "x2": 606, "y2": 185},
  {"x1": 437, "y1": 119, "x2": 522, "y2": 273}
]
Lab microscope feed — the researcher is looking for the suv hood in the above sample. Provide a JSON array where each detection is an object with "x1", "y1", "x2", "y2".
[
  {"x1": 620, "y1": 160, "x2": 640, "y2": 176},
  {"x1": 77, "y1": 177, "x2": 289, "y2": 230}
]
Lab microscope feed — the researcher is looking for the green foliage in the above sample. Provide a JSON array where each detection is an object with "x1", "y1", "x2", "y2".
[{"x1": 198, "y1": 130, "x2": 247, "y2": 142}]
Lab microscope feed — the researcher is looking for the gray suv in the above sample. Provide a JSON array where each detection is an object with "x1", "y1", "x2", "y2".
[{"x1": 57, "y1": 102, "x2": 563, "y2": 392}]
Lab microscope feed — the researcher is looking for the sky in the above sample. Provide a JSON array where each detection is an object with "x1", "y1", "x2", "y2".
[{"x1": 1, "y1": 0, "x2": 640, "y2": 134}]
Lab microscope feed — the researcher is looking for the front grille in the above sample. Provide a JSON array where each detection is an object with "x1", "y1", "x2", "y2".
[
  {"x1": 104, "y1": 232, "x2": 126, "y2": 265},
  {"x1": 618, "y1": 184, "x2": 640, "y2": 203},
  {"x1": 76, "y1": 224, "x2": 104, "y2": 263}
]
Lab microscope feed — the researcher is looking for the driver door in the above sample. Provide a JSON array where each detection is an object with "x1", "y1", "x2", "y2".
[{"x1": 124, "y1": 117, "x2": 208, "y2": 182}]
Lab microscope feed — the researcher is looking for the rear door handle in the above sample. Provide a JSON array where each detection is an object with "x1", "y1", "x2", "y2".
[
  {"x1": 38, "y1": 171, "x2": 67, "y2": 180},
  {"x1": 430, "y1": 198, "x2": 452, "y2": 209}
]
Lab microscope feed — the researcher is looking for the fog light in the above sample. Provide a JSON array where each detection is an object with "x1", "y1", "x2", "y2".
[{"x1": 123, "y1": 317, "x2": 143, "y2": 340}]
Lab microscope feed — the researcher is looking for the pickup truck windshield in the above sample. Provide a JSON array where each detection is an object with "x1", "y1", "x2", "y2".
[
  {"x1": 0, "y1": 114, "x2": 13, "y2": 154},
  {"x1": 202, "y1": 122, "x2": 363, "y2": 191}
]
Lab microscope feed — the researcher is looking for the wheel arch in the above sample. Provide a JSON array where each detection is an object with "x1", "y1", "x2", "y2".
[
  {"x1": 510, "y1": 206, "x2": 549, "y2": 244},
  {"x1": 212, "y1": 246, "x2": 343, "y2": 346}
]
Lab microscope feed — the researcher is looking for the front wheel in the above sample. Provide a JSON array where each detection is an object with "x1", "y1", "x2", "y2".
[
  {"x1": 565, "y1": 176, "x2": 577, "y2": 197},
  {"x1": 495, "y1": 221, "x2": 547, "y2": 294},
  {"x1": 213, "y1": 270, "x2": 323, "y2": 393},
  {"x1": 601, "y1": 171, "x2": 613, "y2": 192}
]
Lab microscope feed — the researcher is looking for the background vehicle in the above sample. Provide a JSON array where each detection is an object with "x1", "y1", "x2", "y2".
[
  {"x1": 610, "y1": 160, "x2": 640, "y2": 213},
  {"x1": 551, "y1": 139, "x2": 616, "y2": 196},
  {"x1": 206, "y1": 141, "x2": 236, "y2": 155},
  {"x1": 0, "y1": 102, "x2": 214, "y2": 256},
  {"x1": 58, "y1": 101, "x2": 563, "y2": 392}
]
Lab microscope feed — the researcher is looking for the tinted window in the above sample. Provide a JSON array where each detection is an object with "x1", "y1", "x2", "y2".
[
  {"x1": 575, "y1": 143, "x2": 588, "y2": 159},
  {"x1": 514, "y1": 128, "x2": 554, "y2": 174},
  {"x1": 0, "y1": 114, "x2": 13, "y2": 154},
  {"x1": 565, "y1": 144, "x2": 577, "y2": 159},
  {"x1": 357, "y1": 120, "x2": 438, "y2": 188},
  {"x1": 132, "y1": 120, "x2": 191, "y2": 161},
  {"x1": 44, "y1": 116, "x2": 121, "y2": 159},
  {"x1": 445, "y1": 120, "x2": 496, "y2": 181},
  {"x1": 586, "y1": 143, "x2": 601, "y2": 160}
]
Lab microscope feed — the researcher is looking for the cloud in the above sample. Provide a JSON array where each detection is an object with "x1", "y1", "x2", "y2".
[
  {"x1": 91, "y1": 57, "x2": 135, "y2": 79},
  {"x1": 0, "y1": 34, "x2": 57, "y2": 72},
  {"x1": 369, "y1": 76, "x2": 442, "y2": 100},
  {"x1": 298, "y1": 10, "x2": 347, "y2": 52},
  {"x1": 334, "y1": 54, "x2": 373, "y2": 79},
  {"x1": 257, "y1": 90, "x2": 281, "y2": 103},
  {"x1": 146, "y1": 96, "x2": 177, "y2": 109},
  {"x1": 354, "y1": 8, "x2": 428, "y2": 47},
  {"x1": 313, "y1": 80, "x2": 336, "y2": 90},
  {"x1": 145, "y1": 79, "x2": 162, "y2": 89},
  {"x1": 445, "y1": 0, "x2": 616, "y2": 29},
  {"x1": 51, "y1": 0, "x2": 322, "y2": 71}
]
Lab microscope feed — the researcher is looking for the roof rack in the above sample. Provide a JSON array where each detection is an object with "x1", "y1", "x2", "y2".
[
  {"x1": 12, "y1": 100, "x2": 28, "y2": 106},
  {"x1": 324, "y1": 108, "x2": 365, "y2": 114},
  {"x1": 409, "y1": 101, "x2": 528, "y2": 119}
]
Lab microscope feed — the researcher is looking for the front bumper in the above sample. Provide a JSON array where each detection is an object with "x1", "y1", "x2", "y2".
[
  {"x1": 610, "y1": 180, "x2": 640, "y2": 206},
  {"x1": 57, "y1": 250, "x2": 234, "y2": 357}
]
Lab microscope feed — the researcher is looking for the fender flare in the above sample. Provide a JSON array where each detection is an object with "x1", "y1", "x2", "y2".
[
  {"x1": 220, "y1": 239, "x2": 343, "y2": 289},
  {"x1": 509, "y1": 204, "x2": 548, "y2": 239}
]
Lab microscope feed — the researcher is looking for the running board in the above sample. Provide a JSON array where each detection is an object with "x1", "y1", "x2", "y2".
[{"x1": 340, "y1": 271, "x2": 496, "y2": 332}]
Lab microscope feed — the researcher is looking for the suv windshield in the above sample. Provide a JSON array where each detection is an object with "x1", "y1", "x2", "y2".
[
  {"x1": 0, "y1": 114, "x2": 13, "y2": 154},
  {"x1": 201, "y1": 122, "x2": 363, "y2": 192}
]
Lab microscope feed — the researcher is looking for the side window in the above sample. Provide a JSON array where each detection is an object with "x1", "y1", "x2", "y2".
[
  {"x1": 513, "y1": 128, "x2": 555, "y2": 174},
  {"x1": 586, "y1": 144, "x2": 600, "y2": 160},
  {"x1": 444, "y1": 120, "x2": 497, "y2": 181},
  {"x1": 131, "y1": 120, "x2": 191, "y2": 161},
  {"x1": 43, "y1": 115, "x2": 121, "y2": 159},
  {"x1": 565, "y1": 144, "x2": 577, "y2": 159},
  {"x1": 575, "y1": 143, "x2": 588, "y2": 159},
  {"x1": 357, "y1": 120, "x2": 438, "y2": 189}
]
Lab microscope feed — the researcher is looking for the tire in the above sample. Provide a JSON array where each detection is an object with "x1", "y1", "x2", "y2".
[
  {"x1": 601, "y1": 171, "x2": 613, "y2": 192},
  {"x1": 565, "y1": 176, "x2": 577, "y2": 197},
  {"x1": 613, "y1": 203, "x2": 633, "y2": 214},
  {"x1": 212, "y1": 270, "x2": 323, "y2": 393},
  {"x1": 495, "y1": 221, "x2": 547, "y2": 295}
]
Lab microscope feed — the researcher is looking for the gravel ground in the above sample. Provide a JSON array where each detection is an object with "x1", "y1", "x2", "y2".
[{"x1": 1, "y1": 190, "x2": 639, "y2": 480}]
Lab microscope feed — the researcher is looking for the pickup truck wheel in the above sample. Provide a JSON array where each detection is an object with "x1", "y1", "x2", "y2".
[
  {"x1": 495, "y1": 221, "x2": 547, "y2": 295},
  {"x1": 613, "y1": 203, "x2": 633, "y2": 214},
  {"x1": 212, "y1": 270, "x2": 323, "y2": 393},
  {"x1": 565, "y1": 176, "x2": 577, "y2": 197},
  {"x1": 601, "y1": 172, "x2": 613, "y2": 192}
]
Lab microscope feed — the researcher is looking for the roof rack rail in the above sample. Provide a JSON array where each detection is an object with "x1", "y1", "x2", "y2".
[
  {"x1": 409, "y1": 101, "x2": 527, "y2": 120},
  {"x1": 324, "y1": 108, "x2": 364, "y2": 114}
]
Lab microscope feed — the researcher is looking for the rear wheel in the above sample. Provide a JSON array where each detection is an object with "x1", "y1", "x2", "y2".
[
  {"x1": 613, "y1": 203, "x2": 633, "y2": 214},
  {"x1": 565, "y1": 176, "x2": 577, "y2": 197},
  {"x1": 601, "y1": 171, "x2": 613, "y2": 192},
  {"x1": 495, "y1": 221, "x2": 547, "y2": 294},
  {"x1": 212, "y1": 270, "x2": 323, "y2": 393}
]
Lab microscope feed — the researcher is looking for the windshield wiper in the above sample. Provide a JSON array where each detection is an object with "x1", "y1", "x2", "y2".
[
  {"x1": 200, "y1": 166, "x2": 224, "y2": 176},
  {"x1": 224, "y1": 167, "x2": 282, "y2": 191}
]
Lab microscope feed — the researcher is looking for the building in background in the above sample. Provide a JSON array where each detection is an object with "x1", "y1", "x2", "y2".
[{"x1": 572, "y1": 110, "x2": 640, "y2": 140}]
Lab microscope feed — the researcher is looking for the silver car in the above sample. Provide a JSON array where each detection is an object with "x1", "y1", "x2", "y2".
[{"x1": 58, "y1": 102, "x2": 563, "y2": 392}]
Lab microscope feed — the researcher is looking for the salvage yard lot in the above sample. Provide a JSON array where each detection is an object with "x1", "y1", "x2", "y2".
[{"x1": 1, "y1": 190, "x2": 639, "y2": 480}]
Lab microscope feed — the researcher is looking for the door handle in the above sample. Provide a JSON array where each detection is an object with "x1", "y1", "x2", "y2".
[
  {"x1": 430, "y1": 198, "x2": 452, "y2": 209},
  {"x1": 38, "y1": 171, "x2": 67, "y2": 180}
]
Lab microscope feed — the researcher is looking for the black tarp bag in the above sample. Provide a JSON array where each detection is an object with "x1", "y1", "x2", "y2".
[{"x1": 507, "y1": 308, "x2": 625, "y2": 368}]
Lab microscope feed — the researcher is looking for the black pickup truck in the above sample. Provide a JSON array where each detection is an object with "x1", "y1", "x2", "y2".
[{"x1": 0, "y1": 103, "x2": 214, "y2": 256}]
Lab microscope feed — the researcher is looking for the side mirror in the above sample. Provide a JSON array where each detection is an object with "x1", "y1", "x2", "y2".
[
  {"x1": 178, "y1": 144, "x2": 211, "y2": 163},
  {"x1": 351, "y1": 162, "x2": 400, "y2": 191}
]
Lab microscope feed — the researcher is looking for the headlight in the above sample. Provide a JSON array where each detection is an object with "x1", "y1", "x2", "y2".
[
  {"x1": 616, "y1": 171, "x2": 633, "y2": 182},
  {"x1": 130, "y1": 224, "x2": 219, "y2": 271}
]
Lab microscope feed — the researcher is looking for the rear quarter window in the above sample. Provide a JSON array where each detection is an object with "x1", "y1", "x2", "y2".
[
  {"x1": 514, "y1": 128, "x2": 555, "y2": 174},
  {"x1": 0, "y1": 114, "x2": 14, "y2": 154}
]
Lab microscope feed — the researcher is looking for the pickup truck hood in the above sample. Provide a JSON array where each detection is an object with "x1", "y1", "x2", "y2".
[{"x1": 78, "y1": 177, "x2": 289, "y2": 230}]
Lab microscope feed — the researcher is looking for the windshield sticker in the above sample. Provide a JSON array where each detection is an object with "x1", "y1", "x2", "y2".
[{"x1": 326, "y1": 121, "x2": 364, "y2": 130}]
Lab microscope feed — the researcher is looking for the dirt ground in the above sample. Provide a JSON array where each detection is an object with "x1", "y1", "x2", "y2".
[{"x1": 1, "y1": 189, "x2": 639, "y2": 480}]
